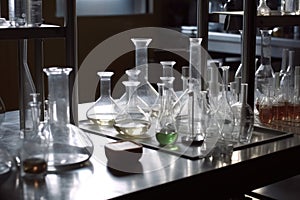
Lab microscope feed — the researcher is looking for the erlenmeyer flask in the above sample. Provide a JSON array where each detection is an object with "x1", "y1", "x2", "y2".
[
  {"x1": 255, "y1": 29, "x2": 275, "y2": 116},
  {"x1": 257, "y1": 0, "x2": 271, "y2": 16},
  {"x1": 113, "y1": 81, "x2": 151, "y2": 138},
  {"x1": 155, "y1": 83, "x2": 178, "y2": 146},
  {"x1": 131, "y1": 38, "x2": 158, "y2": 106},
  {"x1": 43, "y1": 67, "x2": 94, "y2": 169},
  {"x1": 86, "y1": 72, "x2": 120, "y2": 126}
]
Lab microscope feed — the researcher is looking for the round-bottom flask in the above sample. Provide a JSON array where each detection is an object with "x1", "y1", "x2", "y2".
[
  {"x1": 43, "y1": 67, "x2": 94, "y2": 170},
  {"x1": 86, "y1": 72, "x2": 120, "y2": 126}
]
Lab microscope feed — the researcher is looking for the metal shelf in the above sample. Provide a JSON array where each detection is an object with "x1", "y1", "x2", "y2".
[{"x1": 0, "y1": 24, "x2": 66, "y2": 39}]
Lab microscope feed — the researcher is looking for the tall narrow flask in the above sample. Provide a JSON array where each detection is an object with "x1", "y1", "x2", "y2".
[
  {"x1": 43, "y1": 67, "x2": 94, "y2": 169},
  {"x1": 292, "y1": 66, "x2": 300, "y2": 123},
  {"x1": 231, "y1": 83, "x2": 254, "y2": 144},
  {"x1": 151, "y1": 83, "x2": 165, "y2": 119},
  {"x1": 86, "y1": 72, "x2": 120, "y2": 126},
  {"x1": 131, "y1": 38, "x2": 158, "y2": 106},
  {"x1": 155, "y1": 83, "x2": 178, "y2": 146},
  {"x1": 255, "y1": 29, "x2": 275, "y2": 116}
]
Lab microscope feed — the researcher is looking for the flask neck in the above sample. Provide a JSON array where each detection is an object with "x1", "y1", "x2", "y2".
[
  {"x1": 260, "y1": 30, "x2": 273, "y2": 66},
  {"x1": 100, "y1": 77, "x2": 112, "y2": 98},
  {"x1": 44, "y1": 67, "x2": 72, "y2": 125}
]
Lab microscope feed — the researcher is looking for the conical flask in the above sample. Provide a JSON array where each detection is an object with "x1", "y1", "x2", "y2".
[
  {"x1": 257, "y1": 0, "x2": 271, "y2": 16},
  {"x1": 86, "y1": 72, "x2": 120, "y2": 126},
  {"x1": 155, "y1": 83, "x2": 178, "y2": 146},
  {"x1": 113, "y1": 81, "x2": 151, "y2": 138},
  {"x1": 43, "y1": 67, "x2": 94, "y2": 169},
  {"x1": 255, "y1": 29, "x2": 275, "y2": 116},
  {"x1": 131, "y1": 38, "x2": 158, "y2": 106}
]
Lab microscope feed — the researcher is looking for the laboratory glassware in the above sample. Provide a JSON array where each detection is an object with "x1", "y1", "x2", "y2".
[
  {"x1": 292, "y1": 66, "x2": 300, "y2": 123},
  {"x1": 160, "y1": 77, "x2": 180, "y2": 116},
  {"x1": 131, "y1": 38, "x2": 158, "y2": 106},
  {"x1": 155, "y1": 83, "x2": 178, "y2": 146},
  {"x1": 272, "y1": 72, "x2": 287, "y2": 121},
  {"x1": 19, "y1": 93, "x2": 48, "y2": 179},
  {"x1": 234, "y1": 30, "x2": 243, "y2": 82},
  {"x1": 231, "y1": 83, "x2": 254, "y2": 144},
  {"x1": 86, "y1": 71, "x2": 120, "y2": 126},
  {"x1": 26, "y1": 0, "x2": 43, "y2": 27},
  {"x1": 181, "y1": 66, "x2": 189, "y2": 92},
  {"x1": 113, "y1": 81, "x2": 151, "y2": 138},
  {"x1": 151, "y1": 83, "x2": 165, "y2": 119},
  {"x1": 280, "y1": 48, "x2": 289, "y2": 82},
  {"x1": 0, "y1": 97, "x2": 5, "y2": 126},
  {"x1": 160, "y1": 61, "x2": 176, "y2": 77},
  {"x1": 255, "y1": 29, "x2": 275, "y2": 116},
  {"x1": 9, "y1": 0, "x2": 26, "y2": 26},
  {"x1": 257, "y1": 0, "x2": 271, "y2": 16},
  {"x1": 43, "y1": 67, "x2": 94, "y2": 169}
]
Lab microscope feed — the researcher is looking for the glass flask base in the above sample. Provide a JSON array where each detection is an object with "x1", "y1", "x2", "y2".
[
  {"x1": 113, "y1": 119, "x2": 151, "y2": 138},
  {"x1": 181, "y1": 135, "x2": 204, "y2": 146},
  {"x1": 155, "y1": 132, "x2": 178, "y2": 146}
]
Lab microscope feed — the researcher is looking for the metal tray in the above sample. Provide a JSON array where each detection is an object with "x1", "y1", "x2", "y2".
[{"x1": 79, "y1": 120, "x2": 294, "y2": 160}]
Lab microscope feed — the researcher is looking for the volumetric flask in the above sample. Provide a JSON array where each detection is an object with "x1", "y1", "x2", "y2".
[
  {"x1": 43, "y1": 67, "x2": 94, "y2": 170},
  {"x1": 131, "y1": 38, "x2": 158, "y2": 106},
  {"x1": 86, "y1": 72, "x2": 121, "y2": 126}
]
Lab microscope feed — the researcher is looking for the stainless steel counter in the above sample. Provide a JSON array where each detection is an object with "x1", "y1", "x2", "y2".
[{"x1": 1, "y1": 109, "x2": 300, "y2": 199}]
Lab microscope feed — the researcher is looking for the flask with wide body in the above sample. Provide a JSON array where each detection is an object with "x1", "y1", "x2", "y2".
[{"x1": 43, "y1": 67, "x2": 94, "y2": 170}]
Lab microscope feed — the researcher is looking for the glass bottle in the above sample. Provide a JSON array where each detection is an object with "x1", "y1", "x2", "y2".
[
  {"x1": 113, "y1": 81, "x2": 151, "y2": 138},
  {"x1": 257, "y1": 0, "x2": 271, "y2": 16},
  {"x1": 9, "y1": 0, "x2": 26, "y2": 26},
  {"x1": 272, "y1": 72, "x2": 287, "y2": 121},
  {"x1": 131, "y1": 38, "x2": 158, "y2": 106},
  {"x1": 43, "y1": 67, "x2": 94, "y2": 169},
  {"x1": 86, "y1": 71, "x2": 120, "y2": 126},
  {"x1": 231, "y1": 83, "x2": 254, "y2": 144},
  {"x1": 155, "y1": 83, "x2": 178, "y2": 146},
  {"x1": 19, "y1": 93, "x2": 48, "y2": 179},
  {"x1": 255, "y1": 29, "x2": 275, "y2": 117}
]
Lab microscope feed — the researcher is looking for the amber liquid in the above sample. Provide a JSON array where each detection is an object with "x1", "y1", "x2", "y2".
[
  {"x1": 293, "y1": 104, "x2": 300, "y2": 123},
  {"x1": 258, "y1": 105, "x2": 273, "y2": 124},
  {"x1": 23, "y1": 158, "x2": 47, "y2": 174},
  {"x1": 272, "y1": 103, "x2": 287, "y2": 121}
]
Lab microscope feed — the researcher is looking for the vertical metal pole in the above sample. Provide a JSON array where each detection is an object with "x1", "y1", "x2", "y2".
[
  {"x1": 242, "y1": 0, "x2": 257, "y2": 108},
  {"x1": 34, "y1": 39, "x2": 44, "y2": 121},
  {"x1": 65, "y1": 0, "x2": 78, "y2": 125},
  {"x1": 197, "y1": 0, "x2": 209, "y2": 90},
  {"x1": 18, "y1": 40, "x2": 25, "y2": 130}
]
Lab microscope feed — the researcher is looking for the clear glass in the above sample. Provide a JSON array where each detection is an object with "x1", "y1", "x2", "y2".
[
  {"x1": 272, "y1": 72, "x2": 287, "y2": 121},
  {"x1": 151, "y1": 83, "x2": 164, "y2": 119},
  {"x1": 280, "y1": 48, "x2": 289, "y2": 82},
  {"x1": 19, "y1": 93, "x2": 48, "y2": 179},
  {"x1": 257, "y1": 0, "x2": 271, "y2": 16},
  {"x1": 131, "y1": 38, "x2": 158, "y2": 106},
  {"x1": 258, "y1": 84, "x2": 274, "y2": 124},
  {"x1": 155, "y1": 83, "x2": 178, "y2": 146},
  {"x1": 113, "y1": 81, "x2": 151, "y2": 138},
  {"x1": 235, "y1": 30, "x2": 243, "y2": 80},
  {"x1": 160, "y1": 61, "x2": 176, "y2": 77},
  {"x1": 9, "y1": 0, "x2": 26, "y2": 26},
  {"x1": 160, "y1": 77, "x2": 180, "y2": 116},
  {"x1": 86, "y1": 72, "x2": 120, "y2": 126},
  {"x1": 26, "y1": 0, "x2": 43, "y2": 27},
  {"x1": 43, "y1": 67, "x2": 94, "y2": 170},
  {"x1": 0, "y1": 148, "x2": 12, "y2": 176},
  {"x1": 255, "y1": 29, "x2": 275, "y2": 116},
  {"x1": 280, "y1": 50, "x2": 295, "y2": 121},
  {"x1": 292, "y1": 66, "x2": 300, "y2": 123},
  {"x1": 231, "y1": 83, "x2": 254, "y2": 144},
  {"x1": 181, "y1": 66, "x2": 189, "y2": 92},
  {"x1": 0, "y1": 97, "x2": 5, "y2": 126}
]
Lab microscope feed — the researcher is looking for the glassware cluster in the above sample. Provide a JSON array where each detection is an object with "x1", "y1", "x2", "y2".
[
  {"x1": 254, "y1": 29, "x2": 300, "y2": 132},
  {"x1": 87, "y1": 36, "x2": 256, "y2": 156}
]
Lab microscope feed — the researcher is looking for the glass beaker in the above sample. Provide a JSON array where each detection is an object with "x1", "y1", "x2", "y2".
[
  {"x1": 43, "y1": 67, "x2": 94, "y2": 169},
  {"x1": 231, "y1": 83, "x2": 254, "y2": 144},
  {"x1": 86, "y1": 71, "x2": 120, "y2": 126},
  {"x1": 255, "y1": 29, "x2": 275, "y2": 116},
  {"x1": 131, "y1": 38, "x2": 158, "y2": 106},
  {"x1": 155, "y1": 83, "x2": 178, "y2": 146},
  {"x1": 113, "y1": 81, "x2": 151, "y2": 138},
  {"x1": 257, "y1": 0, "x2": 271, "y2": 16}
]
